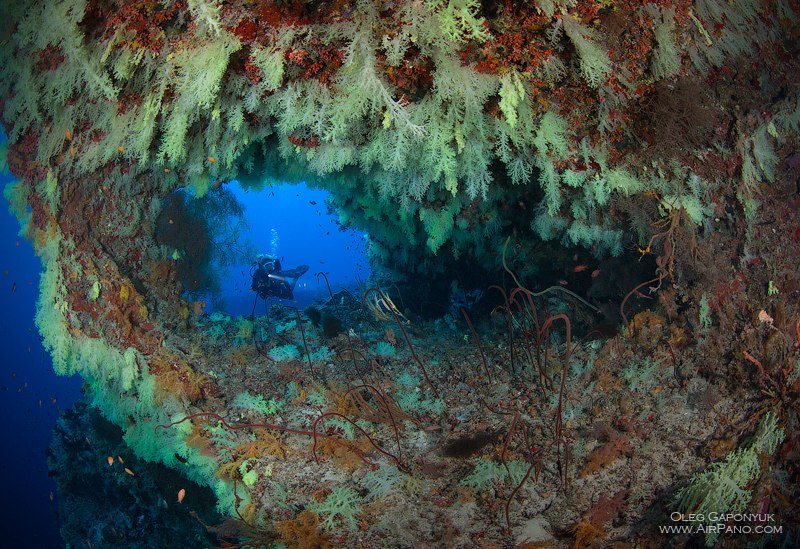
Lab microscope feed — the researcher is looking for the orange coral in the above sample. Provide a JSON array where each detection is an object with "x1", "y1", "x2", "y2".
[
  {"x1": 274, "y1": 511, "x2": 332, "y2": 549},
  {"x1": 580, "y1": 435, "x2": 632, "y2": 477},
  {"x1": 152, "y1": 357, "x2": 211, "y2": 404},
  {"x1": 185, "y1": 422, "x2": 212, "y2": 451},
  {"x1": 216, "y1": 460, "x2": 242, "y2": 481},
  {"x1": 571, "y1": 521, "x2": 605, "y2": 549},
  {"x1": 312, "y1": 436, "x2": 373, "y2": 471},
  {"x1": 236, "y1": 430, "x2": 290, "y2": 460}
]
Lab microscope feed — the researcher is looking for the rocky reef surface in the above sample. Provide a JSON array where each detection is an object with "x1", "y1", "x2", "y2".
[{"x1": 2, "y1": 1, "x2": 799, "y2": 546}]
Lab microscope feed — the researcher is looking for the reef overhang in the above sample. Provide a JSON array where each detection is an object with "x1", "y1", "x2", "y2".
[{"x1": 2, "y1": 0, "x2": 800, "y2": 546}]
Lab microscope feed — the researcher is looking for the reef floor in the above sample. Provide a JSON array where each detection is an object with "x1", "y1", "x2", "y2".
[{"x1": 132, "y1": 246, "x2": 799, "y2": 548}]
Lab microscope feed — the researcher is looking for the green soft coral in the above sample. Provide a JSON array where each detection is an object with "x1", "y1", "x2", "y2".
[
  {"x1": 432, "y1": 0, "x2": 492, "y2": 44},
  {"x1": 238, "y1": 459, "x2": 259, "y2": 487},
  {"x1": 674, "y1": 412, "x2": 784, "y2": 546},
  {"x1": 498, "y1": 72, "x2": 526, "y2": 128},
  {"x1": 419, "y1": 199, "x2": 460, "y2": 254},
  {"x1": 562, "y1": 15, "x2": 612, "y2": 88},
  {"x1": 308, "y1": 487, "x2": 363, "y2": 532}
]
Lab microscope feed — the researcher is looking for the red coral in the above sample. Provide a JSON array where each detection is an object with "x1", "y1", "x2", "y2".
[
  {"x1": 105, "y1": 0, "x2": 185, "y2": 51},
  {"x1": 232, "y1": 19, "x2": 260, "y2": 42},
  {"x1": 258, "y1": 3, "x2": 308, "y2": 27},
  {"x1": 383, "y1": 52, "x2": 433, "y2": 100},
  {"x1": 244, "y1": 56, "x2": 262, "y2": 84},
  {"x1": 285, "y1": 41, "x2": 344, "y2": 85},
  {"x1": 588, "y1": 488, "x2": 628, "y2": 526},
  {"x1": 35, "y1": 45, "x2": 65, "y2": 72},
  {"x1": 288, "y1": 134, "x2": 319, "y2": 148}
]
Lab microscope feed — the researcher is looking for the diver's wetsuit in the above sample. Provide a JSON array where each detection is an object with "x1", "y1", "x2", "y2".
[{"x1": 251, "y1": 255, "x2": 309, "y2": 300}]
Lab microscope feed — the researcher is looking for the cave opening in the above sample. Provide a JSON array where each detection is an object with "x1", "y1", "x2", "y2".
[
  {"x1": 222, "y1": 180, "x2": 372, "y2": 314},
  {"x1": 155, "y1": 179, "x2": 372, "y2": 315}
]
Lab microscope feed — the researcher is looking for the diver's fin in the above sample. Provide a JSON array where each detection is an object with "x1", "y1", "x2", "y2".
[
  {"x1": 282, "y1": 265, "x2": 309, "y2": 289},
  {"x1": 283, "y1": 265, "x2": 309, "y2": 279}
]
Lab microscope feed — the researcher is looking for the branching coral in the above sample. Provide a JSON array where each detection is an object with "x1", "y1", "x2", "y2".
[
  {"x1": 674, "y1": 412, "x2": 785, "y2": 546},
  {"x1": 5, "y1": 0, "x2": 794, "y2": 279},
  {"x1": 2, "y1": 0, "x2": 800, "y2": 546}
]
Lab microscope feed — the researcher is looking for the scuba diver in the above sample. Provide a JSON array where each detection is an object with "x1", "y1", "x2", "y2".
[
  {"x1": 250, "y1": 254, "x2": 309, "y2": 356},
  {"x1": 251, "y1": 254, "x2": 309, "y2": 301}
]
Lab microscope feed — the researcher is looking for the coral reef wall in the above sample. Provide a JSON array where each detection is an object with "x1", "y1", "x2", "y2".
[
  {"x1": 4, "y1": 1, "x2": 798, "y2": 278},
  {"x1": 1, "y1": 0, "x2": 799, "y2": 546}
]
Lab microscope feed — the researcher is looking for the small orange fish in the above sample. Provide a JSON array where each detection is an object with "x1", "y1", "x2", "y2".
[
  {"x1": 177, "y1": 488, "x2": 186, "y2": 504},
  {"x1": 591, "y1": 269, "x2": 601, "y2": 278},
  {"x1": 118, "y1": 146, "x2": 125, "y2": 153},
  {"x1": 211, "y1": 180, "x2": 222, "y2": 189},
  {"x1": 164, "y1": 168, "x2": 170, "y2": 173},
  {"x1": 66, "y1": 129, "x2": 72, "y2": 141},
  {"x1": 69, "y1": 145, "x2": 75, "y2": 158},
  {"x1": 573, "y1": 264, "x2": 588, "y2": 273},
  {"x1": 124, "y1": 467, "x2": 135, "y2": 476},
  {"x1": 117, "y1": 456, "x2": 124, "y2": 464},
  {"x1": 207, "y1": 156, "x2": 216, "y2": 163},
  {"x1": 107, "y1": 456, "x2": 114, "y2": 467}
]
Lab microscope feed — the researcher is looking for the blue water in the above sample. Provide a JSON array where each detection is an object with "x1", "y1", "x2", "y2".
[
  {"x1": 0, "y1": 171, "x2": 83, "y2": 547},
  {"x1": 218, "y1": 181, "x2": 371, "y2": 314}
]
